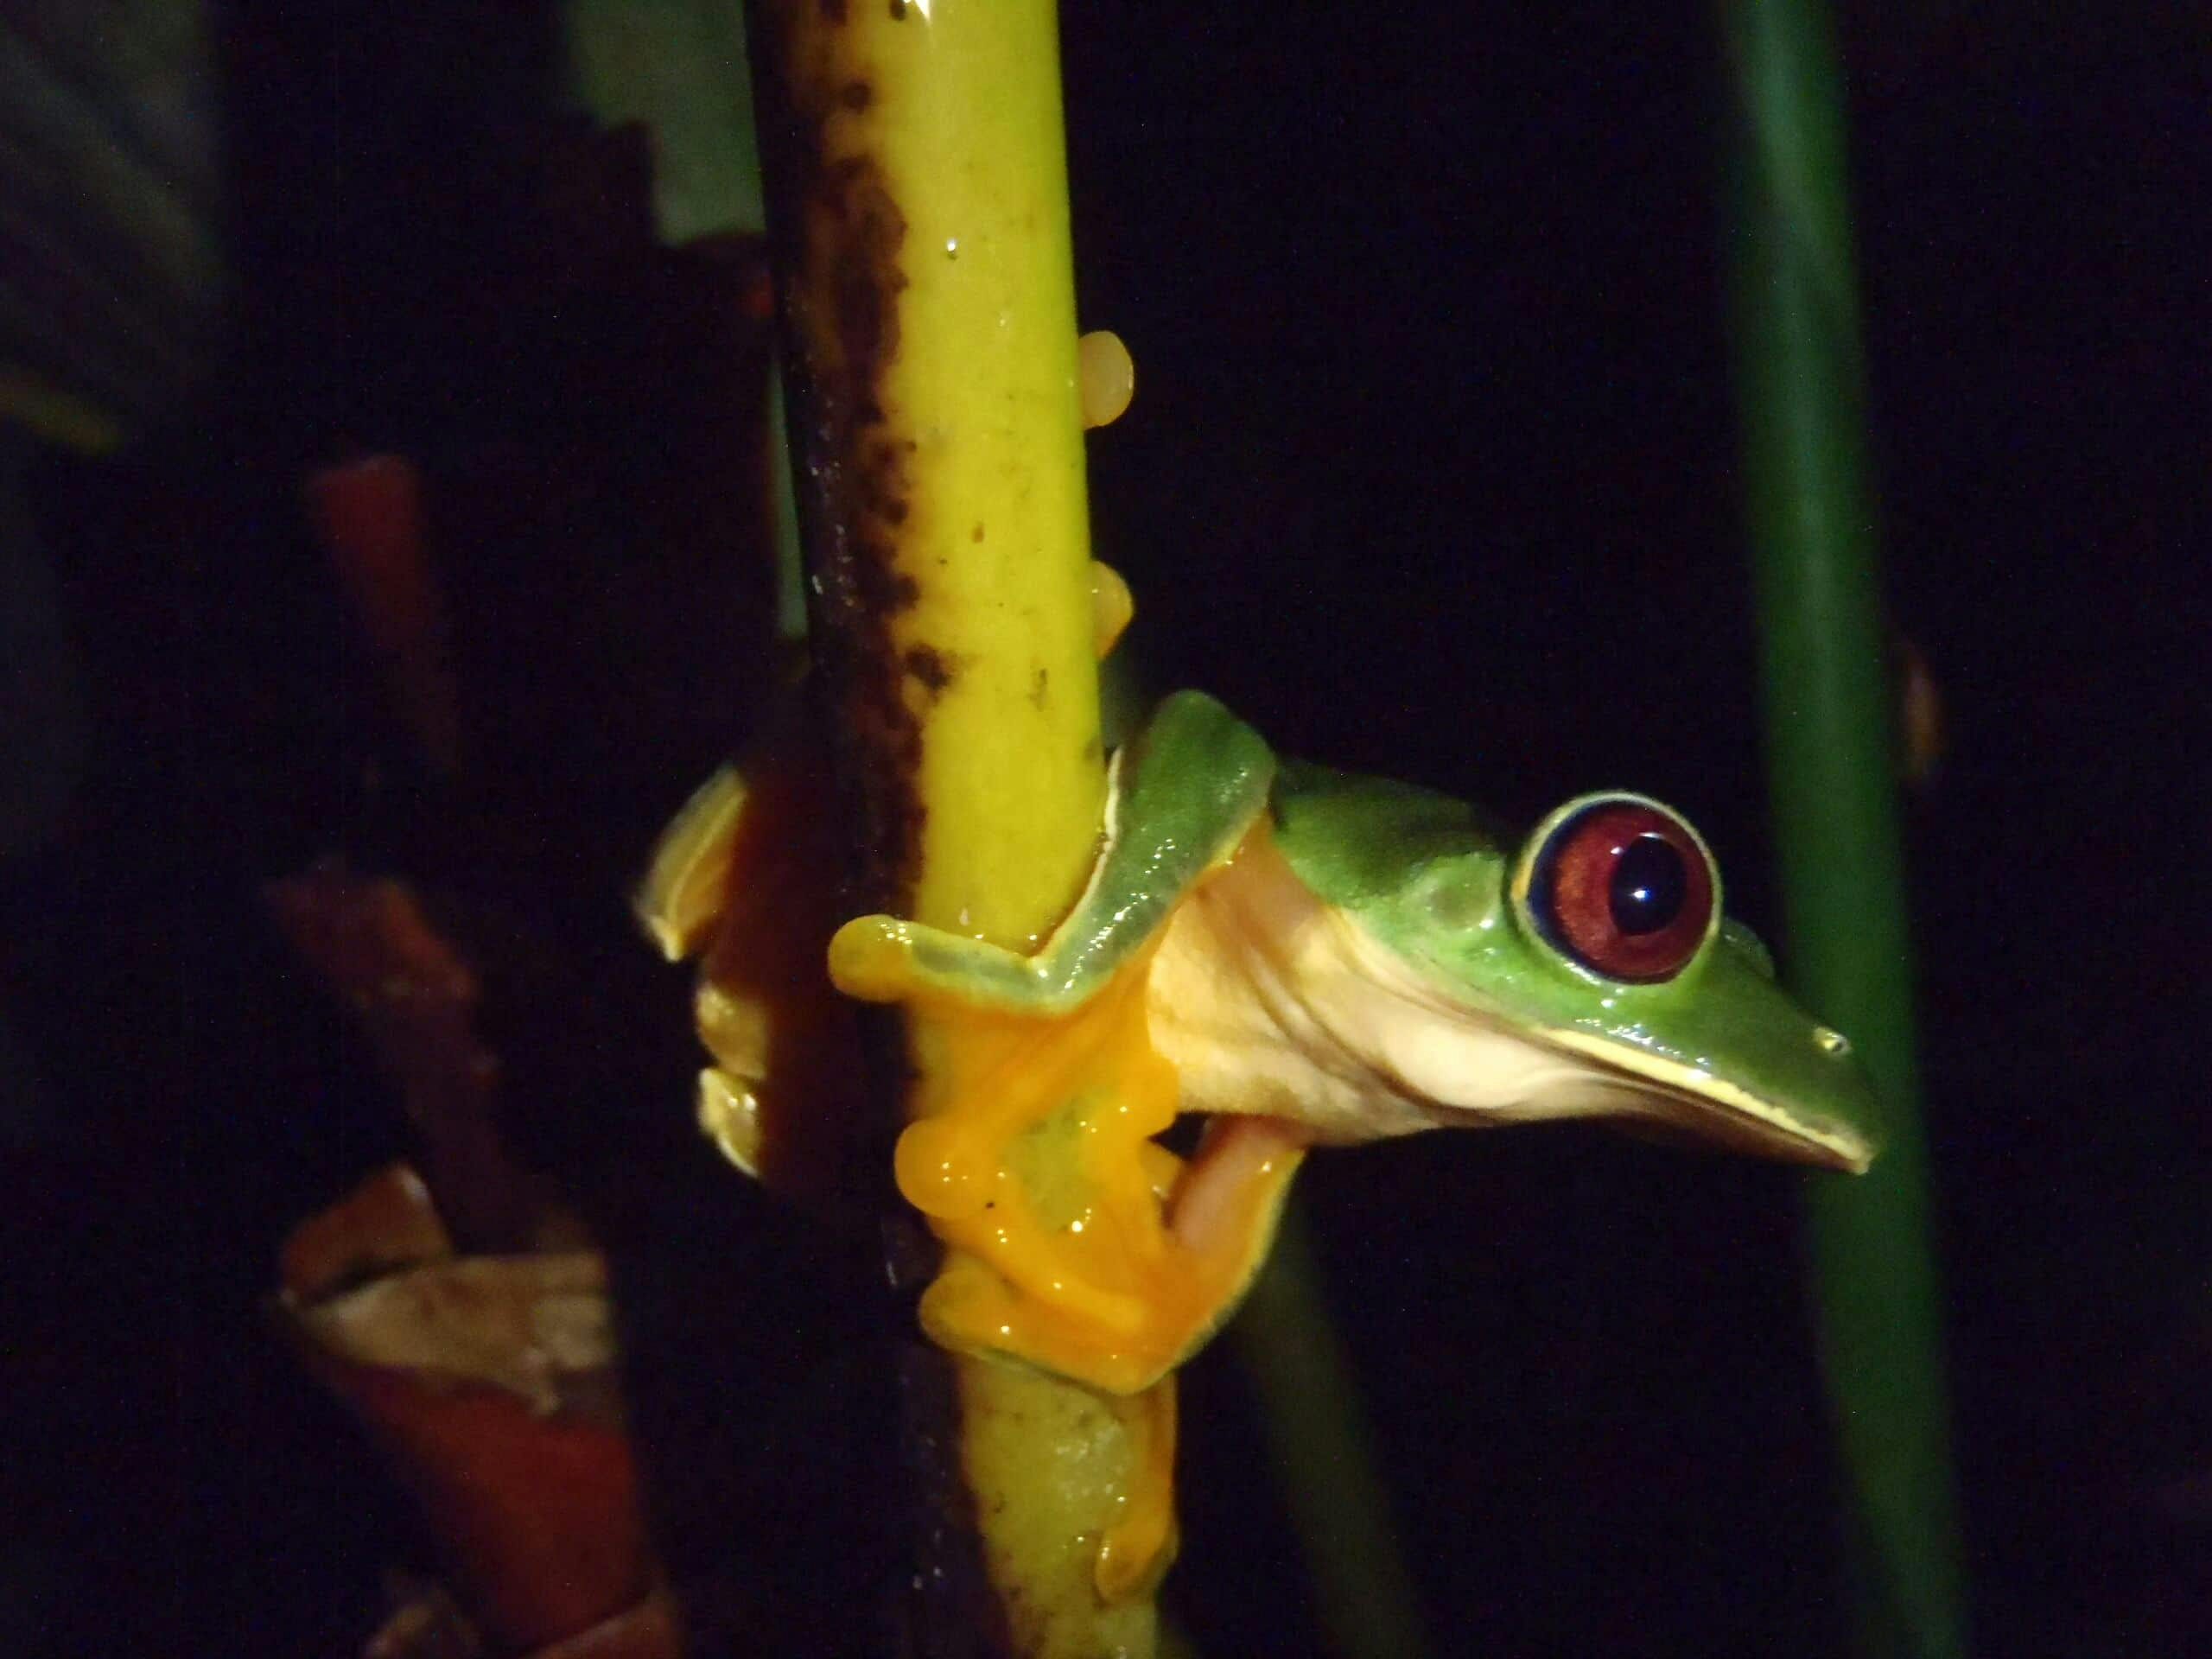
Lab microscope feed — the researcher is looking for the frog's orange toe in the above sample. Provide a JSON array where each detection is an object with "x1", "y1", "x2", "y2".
[{"x1": 826, "y1": 916, "x2": 916, "y2": 1002}]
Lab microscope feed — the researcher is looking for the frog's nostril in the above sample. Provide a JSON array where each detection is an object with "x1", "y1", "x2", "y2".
[{"x1": 1813, "y1": 1027, "x2": 1851, "y2": 1058}]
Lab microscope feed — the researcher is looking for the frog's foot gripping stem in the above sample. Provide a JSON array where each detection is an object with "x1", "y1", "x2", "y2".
[
  {"x1": 828, "y1": 692, "x2": 1299, "y2": 1393},
  {"x1": 830, "y1": 934, "x2": 1303, "y2": 1391},
  {"x1": 637, "y1": 755, "x2": 873, "y2": 1200}
]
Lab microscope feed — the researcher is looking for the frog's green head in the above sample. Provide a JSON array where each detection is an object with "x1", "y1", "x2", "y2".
[{"x1": 1308, "y1": 778, "x2": 1882, "y2": 1173}]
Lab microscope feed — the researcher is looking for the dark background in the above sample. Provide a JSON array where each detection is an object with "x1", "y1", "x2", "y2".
[{"x1": 3, "y1": 2, "x2": 2205, "y2": 1655}]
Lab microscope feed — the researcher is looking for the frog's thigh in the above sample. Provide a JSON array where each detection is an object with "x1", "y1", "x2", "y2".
[
  {"x1": 1170, "y1": 1117, "x2": 1307, "y2": 1249},
  {"x1": 1164, "y1": 1117, "x2": 1309, "y2": 1333}
]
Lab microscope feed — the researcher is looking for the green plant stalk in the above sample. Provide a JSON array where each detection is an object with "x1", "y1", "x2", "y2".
[
  {"x1": 564, "y1": 0, "x2": 766, "y2": 241},
  {"x1": 561, "y1": 2, "x2": 813, "y2": 640},
  {"x1": 1721, "y1": 3, "x2": 1968, "y2": 1656},
  {"x1": 1233, "y1": 1206, "x2": 1433, "y2": 1659}
]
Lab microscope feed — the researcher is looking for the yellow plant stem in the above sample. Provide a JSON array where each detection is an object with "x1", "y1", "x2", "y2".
[{"x1": 747, "y1": 0, "x2": 1158, "y2": 1650}]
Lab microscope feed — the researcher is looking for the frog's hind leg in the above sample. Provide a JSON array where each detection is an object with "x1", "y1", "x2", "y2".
[
  {"x1": 1168, "y1": 1117, "x2": 1308, "y2": 1261},
  {"x1": 1156, "y1": 1116, "x2": 1309, "y2": 1366}
]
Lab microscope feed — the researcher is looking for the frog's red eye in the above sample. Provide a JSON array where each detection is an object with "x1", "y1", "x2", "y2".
[{"x1": 1531, "y1": 800, "x2": 1713, "y2": 982}]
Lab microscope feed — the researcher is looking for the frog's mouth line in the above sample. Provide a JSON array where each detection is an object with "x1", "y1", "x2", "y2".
[{"x1": 1536, "y1": 1027, "x2": 1875, "y2": 1174}]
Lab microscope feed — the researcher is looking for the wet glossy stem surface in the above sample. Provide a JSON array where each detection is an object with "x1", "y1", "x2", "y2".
[{"x1": 1723, "y1": 3, "x2": 1969, "y2": 1656}]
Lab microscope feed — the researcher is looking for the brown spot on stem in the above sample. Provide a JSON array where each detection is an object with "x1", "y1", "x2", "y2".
[
  {"x1": 838, "y1": 80, "x2": 873, "y2": 111},
  {"x1": 905, "y1": 645, "x2": 957, "y2": 699},
  {"x1": 1029, "y1": 666, "x2": 1050, "y2": 709},
  {"x1": 970, "y1": 523, "x2": 985, "y2": 543}
]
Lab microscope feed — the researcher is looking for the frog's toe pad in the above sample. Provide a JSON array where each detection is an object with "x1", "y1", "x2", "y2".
[
  {"x1": 826, "y1": 915, "x2": 916, "y2": 1002},
  {"x1": 696, "y1": 1067, "x2": 764, "y2": 1179},
  {"x1": 635, "y1": 765, "x2": 748, "y2": 961},
  {"x1": 1090, "y1": 561, "x2": 1134, "y2": 658}
]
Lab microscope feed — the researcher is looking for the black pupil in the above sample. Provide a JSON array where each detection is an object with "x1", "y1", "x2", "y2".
[{"x1": 1609, "y1": 834, "x2": 1687, "y2": 935}]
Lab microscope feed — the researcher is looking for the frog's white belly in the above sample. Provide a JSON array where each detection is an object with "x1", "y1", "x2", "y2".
[{"x1": 1147, "y1": 841, "x2": 1661, "y2": 1145}]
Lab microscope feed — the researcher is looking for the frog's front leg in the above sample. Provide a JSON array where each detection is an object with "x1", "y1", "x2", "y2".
[{"x1": 827, "y1": 692, "x2": 1306, "y2": 1395}]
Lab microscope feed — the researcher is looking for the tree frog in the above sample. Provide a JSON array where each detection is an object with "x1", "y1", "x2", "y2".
[{"x1": 646, "y1": 690, "x2": 1880, "y2": 1400}]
